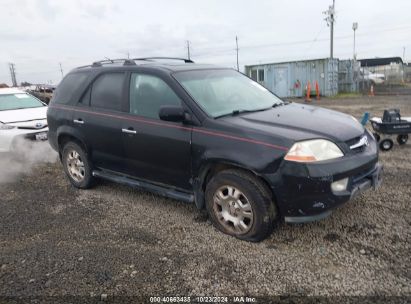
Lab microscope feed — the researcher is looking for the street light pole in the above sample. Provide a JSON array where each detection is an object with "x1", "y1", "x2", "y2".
[
  {"x1": 352, "y1": 22, "x2": 359, "y2": 92},
  {"x1": 352, "y1": 22, "x2": 358, "y2": 60}
]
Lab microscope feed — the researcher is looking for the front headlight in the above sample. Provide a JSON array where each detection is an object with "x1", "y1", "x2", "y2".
[
  {"x1": 0, "y1": 123, "x2": 16, "y2": 130},
  {"x1": 284, "y1": 139, "x2": 344, "y2": 163}
]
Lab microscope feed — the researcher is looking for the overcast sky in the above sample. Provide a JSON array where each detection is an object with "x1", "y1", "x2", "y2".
[{"x1": 1, "y1": 0, "x2": 410, "y2": 85}]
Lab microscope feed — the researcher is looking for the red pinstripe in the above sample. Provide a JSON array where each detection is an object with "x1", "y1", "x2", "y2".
[{"x1": 49, "y1": 104, "x2": 289, "y2": 151}]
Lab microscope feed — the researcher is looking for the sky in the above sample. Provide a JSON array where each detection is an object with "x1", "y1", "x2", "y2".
[{"x1": 0, "y1": 0, "x2": 410, "y2": 85}]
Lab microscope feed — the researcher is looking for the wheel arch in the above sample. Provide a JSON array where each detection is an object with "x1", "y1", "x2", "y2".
[
  {"x1": 57, "y1": 128, "x2": 89, "y2": 159},
  {"x1": 193, "y1": 160, "x2": 276, "y2": 210}
]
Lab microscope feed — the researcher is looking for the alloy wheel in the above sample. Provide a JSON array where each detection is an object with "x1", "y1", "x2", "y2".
[
  {"x1": 213, "y1": 185, "x2": 254, "y2": 234},
  {"x1": 66, "y1": 150, "x2": 85, "y2": 182}
]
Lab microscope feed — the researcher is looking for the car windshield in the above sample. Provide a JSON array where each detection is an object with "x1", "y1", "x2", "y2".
[
  {"x1": 0, "y1": 93, "x2": 44, "y2": 111},
  {"x1": 173, "y1": 69, "x2": 283, "y2": 118}
]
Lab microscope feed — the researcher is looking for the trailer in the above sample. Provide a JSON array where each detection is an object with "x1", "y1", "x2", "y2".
[{"x1": 370, "y1": 109, "x2": 411, "y2": 151}]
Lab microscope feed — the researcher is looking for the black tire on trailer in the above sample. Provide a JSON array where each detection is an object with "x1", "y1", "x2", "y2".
[
  {"x1": 205, "y1": 169, "x2": 277, "y2": 242},
  {"x1": 396, "y1": 134, "x2": 408, "y2": 145},
  {"x1": 373, "y1": 133, "x2": 381, "y2": 142},
  {"x1": 379, "y1": 138, "x2": 394, "y2": 151}
]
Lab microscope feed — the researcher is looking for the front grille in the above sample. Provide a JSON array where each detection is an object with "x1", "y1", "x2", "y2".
[{"x1": 18, "y1": 125, "x2": 48, "y2": 130}]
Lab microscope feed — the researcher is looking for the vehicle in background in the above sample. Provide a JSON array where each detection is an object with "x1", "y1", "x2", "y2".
[
  {"x1": 0, "y1": 88, "x2": 48, "y2": 153},
  {"x1": 28, "y1": 84, "x2": 56, "y2": 104},
  {"x1": 360, "y1": 69, "x2": 385, "y2": 85}
]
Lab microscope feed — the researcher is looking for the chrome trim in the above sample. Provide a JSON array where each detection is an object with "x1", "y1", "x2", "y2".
[
  {"x1": 350, "y1": 135, "x2": 369, "y2": 150},
  {"x1": 285, "y1": 211, "x2": 332, "y2": 224},
  {"x1": 122, "y1": 128, "x2": 137, "y2": 134}
]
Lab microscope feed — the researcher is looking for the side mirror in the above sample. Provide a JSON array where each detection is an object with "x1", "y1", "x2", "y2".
[{"x1": 159, "y1": 105, "x2": 187, "y2": 122}]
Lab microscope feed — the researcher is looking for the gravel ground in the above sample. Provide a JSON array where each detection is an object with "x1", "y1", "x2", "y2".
[{"x1": 0, "y1": 95, "x2": 410, "y2": 302}]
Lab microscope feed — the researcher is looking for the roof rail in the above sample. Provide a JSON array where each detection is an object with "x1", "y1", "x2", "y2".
[
  {"x1": 90, "y1": 58, "x2": 137, "y2": 67},
  {"x1": 76, "y1": 57, "x2": 194, "y2": 70},
  {"x1": 133, "y1": 57, "x2": 194, "y2": 63}
]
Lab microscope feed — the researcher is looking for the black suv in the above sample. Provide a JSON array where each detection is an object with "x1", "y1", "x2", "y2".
[{"x1": 47, "y1": 57, "x2": 382, "y2": 242}]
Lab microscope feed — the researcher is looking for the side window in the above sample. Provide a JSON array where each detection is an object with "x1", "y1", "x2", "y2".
[
  {"x1": 90, "y1": 73, "x2": 125, "y2": 111},
  {"x1": 79, "y1": 86, "x2": 91, "y2": 105},
  {"x1": 129, "y1": 73, "x2": 181, "y2": 119},
  {"x1": 53, "y1": 73, "x2": 88, "y2": 104}
]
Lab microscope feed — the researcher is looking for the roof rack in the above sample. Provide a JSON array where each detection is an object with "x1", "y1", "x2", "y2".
[
  {"x1": 133, "y1": 57, "x2": 194, "y2": 63},
  {"x1": 77, "y1": 57, "x2": 194, "y2": 70},
  {"x1": 91, "y1": 58, "x2": 137, "y2": 67}
]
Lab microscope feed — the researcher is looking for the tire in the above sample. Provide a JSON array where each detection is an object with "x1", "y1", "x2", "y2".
[
  {"x1": 397, "y1": 134, "x2": 408, "y2": 145},
  {"x1": 373, "y1": 133, "x2": 380, "y2": 142},
  {"x1": 379, "y1": 138, "x2": 394, "y2": 151},
  {"x1": 205, "y1": 169, "x2": 277, "y2": 242},
  {"x1": 61, "y1": 141, "x2": 94, "y2": 189}
]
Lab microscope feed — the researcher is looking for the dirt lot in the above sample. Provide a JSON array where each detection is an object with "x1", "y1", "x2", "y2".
[{"x1": 0, "y1": 96, "x2": 410, "y2": 303}]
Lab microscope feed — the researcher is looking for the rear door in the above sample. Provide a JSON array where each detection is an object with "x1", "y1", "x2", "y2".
[
  {"x1": 76, "y1": 72, "x2": 127, "y2": 172},
  {"x1": 121, "y1": 72, "x2": 192, "y2": 190}
]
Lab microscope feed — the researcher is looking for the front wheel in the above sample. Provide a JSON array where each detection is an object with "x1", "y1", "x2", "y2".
[
  {"x1": 397, "y1": 134, "x2": 408, "y2": 145},
  {"x1": 205, "y1": 169, "x2": 277, "y2": 242},
  {"x1": 379, "y1": 138, "x2": 394, "y2": 151},
  {"x1": 62, "y1": 142, "x2": 94, "y2": 189}
]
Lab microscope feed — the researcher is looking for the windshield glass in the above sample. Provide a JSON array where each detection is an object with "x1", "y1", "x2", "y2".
[
  {"x1": 0, "y1": 93, "x2": 44, "y2": 111},
  {"x1": 174, "y1": 69, "x2": 283, "y2": 118}
]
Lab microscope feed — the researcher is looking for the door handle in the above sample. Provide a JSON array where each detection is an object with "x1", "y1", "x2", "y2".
[
  {"x1": 122, "y1": 128, "x2": 137, "y2": 134},
  {"x1": 73, "y1": 119, "x2": 84, "y2": 124}
]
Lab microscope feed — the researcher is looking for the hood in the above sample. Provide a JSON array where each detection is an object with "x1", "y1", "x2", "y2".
[
  {"x1": 222, "y1": 103, "x2": 364, "y2": 142},
  {"x1": 0, "y1": 106, "x2": 47, "y2": 124}
]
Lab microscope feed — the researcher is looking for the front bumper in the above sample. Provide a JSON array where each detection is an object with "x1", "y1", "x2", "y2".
[
  {"x1": 283, "y1": 163, "x2": 382, "y2": 223},
  {"x1": 265, "y1": 142, "x2": 381, "y2": 223},
  {"x1": 0, "y1": 128, "x2": 48, "y2": 153}
]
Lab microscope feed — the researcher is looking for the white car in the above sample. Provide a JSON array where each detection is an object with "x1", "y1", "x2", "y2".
[
  {"x1": 361, "y1": 69, "x2": 385, "y2": 84},
  {"x1": 0, "y1": 88, "x2": 48, "y2": 153}
]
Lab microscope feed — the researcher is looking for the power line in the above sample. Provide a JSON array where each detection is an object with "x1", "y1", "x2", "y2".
[{"x1": 194, "y1": 24, "x2": 411, "y2": 58}]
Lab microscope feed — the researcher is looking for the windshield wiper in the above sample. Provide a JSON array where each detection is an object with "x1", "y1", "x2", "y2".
[
  {"x1": 215, "y1": 105, "x2": 277, "y2": 119},
  {"x1": 272, "y1": 101, "x2": 291, "y2": 108}
]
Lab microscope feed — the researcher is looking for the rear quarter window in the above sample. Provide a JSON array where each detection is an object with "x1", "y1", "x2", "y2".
[
  {"x1": 90, "y1": 72, "x2": 125, "y2": 111},
  {"x1": 52, "y1": 73, "x2": 89, "y2": 104}
]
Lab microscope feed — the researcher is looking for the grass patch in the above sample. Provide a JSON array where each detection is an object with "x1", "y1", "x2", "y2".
[{"x1": 330, "y1": 92, "x2": 362, "y2": 99}]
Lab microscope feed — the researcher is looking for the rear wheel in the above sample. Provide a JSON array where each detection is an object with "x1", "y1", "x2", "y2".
[
  {"x1": 397, "y1": 134, "x2": 408, "y2": 145},
  {"x1": 205, "y1": 169, "x2": 277, "y2": 242},
  {"x1": 62, "y1": 142, "x2": 94, "y2": 188},
  {"x1": 379, "y1": 138, "x2": 394, "y2": 151}
]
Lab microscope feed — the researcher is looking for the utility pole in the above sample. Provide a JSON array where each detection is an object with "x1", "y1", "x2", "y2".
[
  {"x1": 324, "y1": 0, "x2": 336, "y2": 59},
  {"x1": 59, "y1": 62, "x2": 64, "y2": 78},
  {"x1": 403, "y1": 46, "x2": 406, "y2": 62},
  {"x1": 186, "y1": 40, "x2": 191, "y2": 60},
  {"x1": 235, "y1": 36, "x2": 239, "y2": 71},
  {"x1": 9, "y1": 63, "x2": 17, "y2": 87}
]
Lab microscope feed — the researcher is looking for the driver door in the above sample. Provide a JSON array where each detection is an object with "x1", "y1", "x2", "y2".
[{"x1": 121, "y1": 73, "x2": 192, "y2": 190}]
